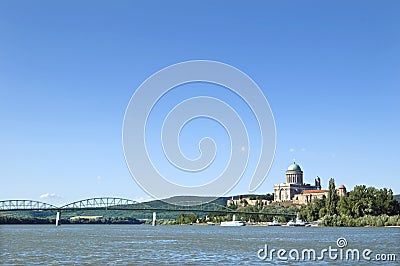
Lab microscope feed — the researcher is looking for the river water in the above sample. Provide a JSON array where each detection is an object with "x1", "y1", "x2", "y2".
[{"x1": 1, "y1": 224, "x2": 399, "y2": 265}]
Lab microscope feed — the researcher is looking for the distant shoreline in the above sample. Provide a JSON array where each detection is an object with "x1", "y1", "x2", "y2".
[{"x1": 1, "y1": 222, "x2": 399, "y2": 228}]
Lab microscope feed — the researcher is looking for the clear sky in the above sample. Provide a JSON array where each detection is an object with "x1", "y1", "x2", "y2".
[{"x1": 1, "y1": 1, "x2": 399, "y2": 205}]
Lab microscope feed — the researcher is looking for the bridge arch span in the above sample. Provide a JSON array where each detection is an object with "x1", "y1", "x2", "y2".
[
  {"x1": 0, "y1": 200, "x2": 58, "y2": 211},
  {"x1": 60, "y1": 197, "x2": 140, "y2": 210}
]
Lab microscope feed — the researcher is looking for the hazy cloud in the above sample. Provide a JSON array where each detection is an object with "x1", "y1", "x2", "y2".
[
  {"x1": 290, "y1": 147, "x2": 307, "y2": 152},
  {"x1": 39, "y1": 193, "x2": 63, "y2": 200},
  {"x1": 133, "y1": 196, "x2": 152, "y2": 203}
]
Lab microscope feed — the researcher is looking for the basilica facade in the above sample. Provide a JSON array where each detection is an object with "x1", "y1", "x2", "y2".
[{"x1": 273, "y1": 162, "x2": 322, "y2": 202}]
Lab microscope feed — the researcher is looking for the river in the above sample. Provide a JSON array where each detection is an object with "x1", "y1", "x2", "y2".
[{"x1": 1, "y1": 225, "x2": 399, "y2": 265}]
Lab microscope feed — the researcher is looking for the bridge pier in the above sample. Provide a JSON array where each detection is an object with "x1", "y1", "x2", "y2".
[
  {"x1": 152, "y1": 212, "x2": 156, "y2": 226},
  {"x1": 55, "y1": 211, "x2": 61, "y2": 226}
]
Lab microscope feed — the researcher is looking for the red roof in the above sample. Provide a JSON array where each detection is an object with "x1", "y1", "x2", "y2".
[
  {"x1": 339, "y1": 184, "x2": 346, "y2": 189},
  {"x1": 302, "y1": 190, "x2": 328, "y2": 194}
]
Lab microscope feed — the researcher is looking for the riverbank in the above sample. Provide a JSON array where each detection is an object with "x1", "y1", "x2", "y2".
[{"x1": 2, "y1": 214, "x2": 400, "y2": 227}]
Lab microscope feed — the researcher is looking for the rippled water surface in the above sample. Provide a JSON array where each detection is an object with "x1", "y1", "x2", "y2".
[{"x1": 1, "y1": 225, "x2": 399, "y2": 265}]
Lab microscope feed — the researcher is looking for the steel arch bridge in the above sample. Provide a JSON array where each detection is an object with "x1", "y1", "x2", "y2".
[
  {"x1": 0, "y1": 198, "x2": 253, "y2": 213},
  {"x1": 0, "y1": 197, "x2": 297, "y2": 223}
]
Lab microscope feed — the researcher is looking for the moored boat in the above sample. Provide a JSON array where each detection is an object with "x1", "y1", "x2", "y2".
[
  {"x1": 287, "y1": 218, "x2": 306, "y2": 226},
  {"x1": 220, "y1": 215, "x2": 246, "y2": 226},
  {"x1": 268, "y1": 220, "x2": 281, "y2": 226}
]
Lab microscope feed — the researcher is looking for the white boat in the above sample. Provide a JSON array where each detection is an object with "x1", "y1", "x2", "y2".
[
  {"x1": 220, "y1": 220, "x2": 246, "y2": 226},
  {"x1": 268, "y1": 220, "x2": 281, "y2": 226},
  {"x1": 287, "y1": 218, "x2": 306, "y2": 227},
  {"x1": 220, "y1": 215, "x2": 246, "y2": 226}
]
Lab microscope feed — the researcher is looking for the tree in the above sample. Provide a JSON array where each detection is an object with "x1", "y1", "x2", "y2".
[
  {"x1": 337, "y1": 195, "x2": 351, "y2": 216},
  {"x1": 265, "y1": 193, "x2": 274, "y2": 201},
  {"x1": 176, "y1": 213, "x2": 198, "y2": 224},
  {"x1": 325, "y1": 178, "x2": 339, "y2": 216},
  {"x1": 299, "y1": 198, "x2": 325, "y2": 221},
  {"x1": 177, "y1": 214, "x2": 185, "y2": 224}
]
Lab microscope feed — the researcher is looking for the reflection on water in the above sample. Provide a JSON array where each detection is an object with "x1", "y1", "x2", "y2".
[{"x1": 1, "y1": 225, "x2": 399, "y2": 265}]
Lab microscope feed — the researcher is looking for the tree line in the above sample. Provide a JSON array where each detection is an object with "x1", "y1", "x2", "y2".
[{"x1": 300, "y1": 178, "x2": 400, "y2": 226}]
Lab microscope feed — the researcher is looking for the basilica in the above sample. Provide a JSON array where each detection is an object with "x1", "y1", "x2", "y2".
[
  {"x1": 227, "y1": 162, "x2": 346, "y2": 208},
  {"x1": 274, "y1": 162, "x2": 347, "y2": 205},
  {"x1": 274, "y1": 162, "x2": 322, "y2": 202}
]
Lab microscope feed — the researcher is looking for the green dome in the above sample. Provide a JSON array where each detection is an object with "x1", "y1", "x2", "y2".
[{"x1": 287, "y1": 162, "x2": 302, "y2": 171}]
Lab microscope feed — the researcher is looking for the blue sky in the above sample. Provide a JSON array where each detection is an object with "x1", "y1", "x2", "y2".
[{"x1": 0, "y1": 1, "x2": 399, "y2": 205}]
